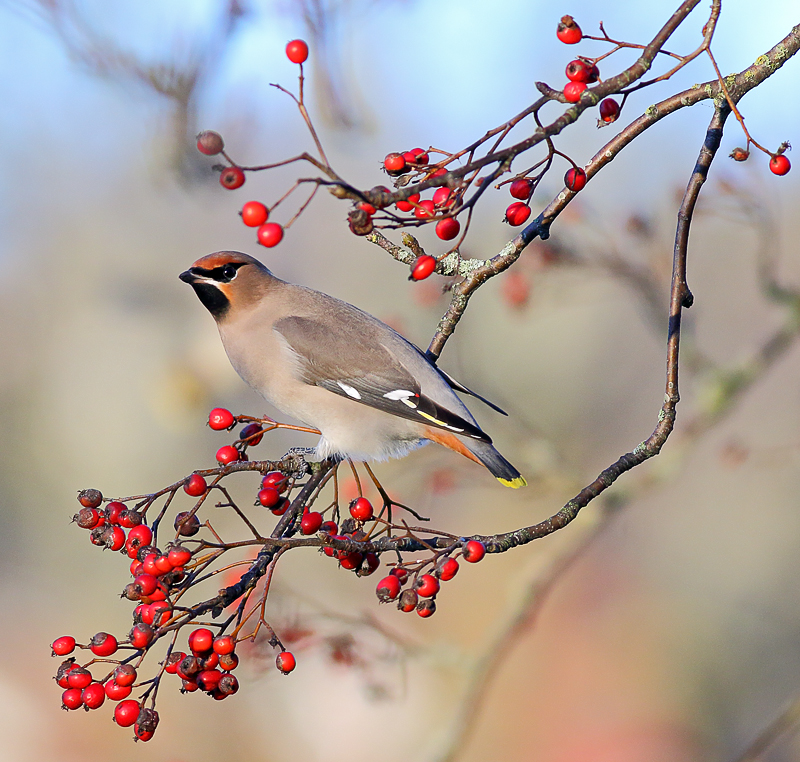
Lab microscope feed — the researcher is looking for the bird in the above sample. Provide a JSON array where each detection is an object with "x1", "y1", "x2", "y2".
[{"x1": 180, "y1": 251, "x2": 526, "y2": 488}]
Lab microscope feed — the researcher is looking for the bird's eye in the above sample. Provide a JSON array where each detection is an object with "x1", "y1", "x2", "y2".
[{"x1": 222, "y1": 264, "x2": 238, "y2": 280}]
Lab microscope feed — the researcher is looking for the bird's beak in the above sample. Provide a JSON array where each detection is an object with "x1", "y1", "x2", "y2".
[{"x1": 179, "y1": 269, "x2": 200, "y2": 284}]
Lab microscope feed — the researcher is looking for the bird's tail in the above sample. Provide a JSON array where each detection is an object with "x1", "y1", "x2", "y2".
[
  {"x1": 466, "y1": 439, "x2": 527, "y2": 488},
  {"x1": 424, "y1": 426, "x2": 527, "y2": 488}
]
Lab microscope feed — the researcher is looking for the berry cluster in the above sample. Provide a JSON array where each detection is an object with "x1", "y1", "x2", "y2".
[{"x1": 55, "y1": 407, "x2": 493, "y2": 740}]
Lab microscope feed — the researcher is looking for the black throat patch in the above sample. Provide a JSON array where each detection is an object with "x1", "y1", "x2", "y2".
[{"x1": 191, "y1": 282, "x2": 230, "y2": 321}]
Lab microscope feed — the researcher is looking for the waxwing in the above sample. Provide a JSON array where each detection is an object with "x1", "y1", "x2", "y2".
[{"x1": 180, "y1": 251, "x2": 526, "y2": 488}]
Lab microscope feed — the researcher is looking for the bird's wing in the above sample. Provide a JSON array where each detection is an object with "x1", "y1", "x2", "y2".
[
  {"x1": 274, "y1": 315, "x2": 491, "y2": 442},
  {"x1": 435, "y1": 366, "x2": 508, "y2": 416}
]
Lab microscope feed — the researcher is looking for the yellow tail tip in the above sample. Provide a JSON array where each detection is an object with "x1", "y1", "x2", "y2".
[{"x1": 497, "y1": 475, "x2": 527, "y2": 489}]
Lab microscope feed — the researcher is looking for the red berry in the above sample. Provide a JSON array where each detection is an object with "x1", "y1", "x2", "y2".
[
  {"x1": 182, "y1": 679, "x2": 199, "y2": 692},
  {"x1": 241, "y1": 201, "x2": 269, "y2": 227},
  {"x1": 216, "y1": 445, "x2": 240, "y2": 465},
  {"x1": 168, "y1": 545, "x2": 192, "y2": 567},
  {"x1": 390, "y1": 567, "x2": 409, "y2": 581},
  {"x1": 384, "y1": 152, "x2": 407, "y2": 174},
  {"x1": 119, "y1": 509, "x2": 142, "y2": 529},
  {"x1": 219, "y1": 166, "x2": 245, "y2": 190},
  {"x1": 414, "y1": 199, "x2": 435, "y2": 219},
  {"x1": 261, "y1": 471, "x2": 289, "y2": 492},
  {"x1": 300, "y1": 511, "x2": 324, "y2": 535},
  {"x1": 599, "y1": 98, "x2": 620, "y2": 123},
  {"x1": 183, "y1": 473, "x2": 207, "y2": 498},
  {"x1": 396, "y1": 192, "x2": 420, "y2": 213},
  {"x1": 61, "y1": 687, "x2": 83, "y2": 710},
  {"x1": 437, "y1": 557, "x2": 460, "y2": 581},
  {"x1": 114, "y1": 699, "x2": 140, "y2": 727},
  {"x1": 164, "y1": 651, "x2": 186, "y2": 675},
  {"x1": 376, "y1": 575, "x2": 401, "y2": 602},
  {"x1": 564, "y1": 167, "x2": 587, "y2": 191},
  {"x1": 134, "y1": 573, "x2": 159, "y2": 597},
  {"x1": 433, "y1": 187, "x2": 454, "y2": 207},
  {"x1": 410, "y1": 254, "x2": 437, "y2": 281},
  {"x1": 209, "y1": 408, "x2": 235, "y2": 430},
  {"x1": 106, "y1": 501, "x2": 125, "y2": 525},
  {"x1": 463, "y1": 539, "x2": 486, "y2": 563},
  {"x1": 349, "y1": 497, "x2": 374, "y2": 522},
  {"x1": 398, "y1": 588, "x2": 418, "y2": 612},
  {"x1": 270, "y1": 496, "x2": 290, "y2": 516},
  {"x1": 417, "y1": 599, "x2": 437, "y2": 618},
  {"x1": 358, "y1": 201, "x2": 376, "y2": 215},
  {"x1": 240, "y1": 422, "x2": 264, "y2": 446},
  {"x1": 197, "y1": 669, "x2": 223, "y2": 692},
  {"x1": 150, "y1": 601, "x2": 172, "y2": 626},
  {"x1": 505, "y1": 202, "x2": 531, "y2": 226},
  {"x1": 81, "y1": 682, "x2": 106, "y2": 710},
  {"x1": 565, "y1": 59, "x2": 599, "y2": 83},
  {"x1": 556, "y1": 15, "x2": 582, "y2": 44},
  {"x1": 52, "y1": 636, "x2": 76, "y2": 656},
  {"x1": 361, "y1": 552, "x2": 380, "y2": 576},
  {"x1": 257, "y1": 487, "x2": 280, "y2": 508},
  {"x1": 108, "y1": 526, "x2": 126, "y2": 551},
  {"x1": 257, "y1": 222, "x2": 284, "y2": 248},
  {"x1": 113, "y1": 665, "x2": 137, "y2": 687},
  {"x1": 276, "y1": 651, "x2": 296, "y2": 674},
  {"x1": 285, "y1": 39, "x2": 309, "y2": 64},
  {"x1": 67, "y1": 668, "x2": 92, "y2": 690},
  {"x1": 410, "y1": 147, "x2": 429, "y2": 165},
  {"x1": 188, "y1": 628, "x2": 214, "y2": 655},
  {"x1": 104, "y1": 679, "x2": 132, "y2": 701},
  {"x1": 141, "y1": 553, "x2": 160, "y2": 576},
  {"x1": 415, "y1": 573, "x2": 440, "y2": 598},
  {"x1": 154, "y1": 554, "x2": 173, "y2": 574},
  {"x1": 213, "y1": 636, "x2": 236, "y2": 655},
  {"x1": 127, "y1": 524, "x2": 153, "y2": 550},
  {"x1": 56, "y1": 663, "x2": 78, "y2": 689},
  {"x1": 129, "y1": 623, "x2": 154, "y2": 650},
  {"x1": 509, "y1": 178, "x2": 533, "y2": 200},
  {"x1": 219, "y1": 652, "x2": 239, "y2": 671},
  {"x1": 339, "y1": 551, "x2": 363, "y2": 570},
  {"x1": 320, "y1": 520, "x2": 338, "y2": 534},
  {"x1": 78, "y1": 489, "x2": 103, "y2": 509},
  {"x1": 90, "y1": 632, "x2": 118, "y2": 657},
  {"x1": 563, "y1": 81, "x2": 587, "y2": 103},
  {"x1": 770, "y1": 155, "x2": 791, "y2": 175},
  {"x1": 196, "y1": 130, "x2": 224, "y2": 155},
  {"x1": 435, "y1": 218, "x2": 461, "y2": 241}
]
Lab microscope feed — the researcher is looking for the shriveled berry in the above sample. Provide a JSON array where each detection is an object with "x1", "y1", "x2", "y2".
[
  {"x1": 564, "y1": 167, "x2": 587, "y2": 191},
  {"x1": 398, "y1": 588, "x2": 418, "y2": 612},
  {"x1": 509, "y1": 178, "x2": 533, "y2": 200},
  {"x1": 55, "y1": 660, "x2": 78, "y2": 688},
  {"x1": 219, "y1": 673, "x2": 239, "y2": 695},
  {"x1": 213, "y1": 635, "x2": 236, "y2": 655},
  {"x1": 164, "y1": 651, "x2": 186, "y2": 674},
  {"x1": 435, "y1": 217, "x2": 461, "y2": 241},
  {"x1": 415, "y1": 573, "x2": 440, "y2": 598},
  {"x1": 410, "y1": 254, "x2": 437, "y2": 281},
  {"x1": 61, "y1": 687, "x2": 83, "y2": 710},
  {"x1": 505, "y1": 202, "x2": 531, "y2": 226},
  {"x1": 188, "y1": 628, "x2": 214, "y2": 655},
  {"x1": 557, "y1": 15, "x2": 582, "y2": 44},
  {"x1": 462, "y1": 539, "x2": 486, "y2": 562},
  {"x1": 300, "y1": 511, "x2": 323, "y2": 535},
  {"x1": 360, "y1": 552, "x2": 380, "y2": 577},
  {"x1": 257, "y1": 222, "x2": 284, "y2": 248},
  {"x1": 208, "y1": 408, "x2": 235, "y2": 430},
  {"x1": 114, "y1": 699, "x2": 141, "y2": 728},
  {"x1": 383, "y1": 152, "x2": 407, "y2": 174},
  {"x1": 376, "y1": 575, "x2": 401, "y2": 602},
  {"x1": 276, "y1": 651, "x2": 296, "y2": 674},
  {"x1": 285, "y1": 39, "x2": 309, "y2": 64},
  {"x1": 196, "y1": 130, "x2": 224, "y2": 155},
  {"x1": 730, "y1": 147, "x2": 750, "y2": 162},
  {"x1": 90, "y1": 632, "x2": 118, "y2": 657},
  {"x1": 599, "y1": 98, "x2": 620, "y2": 123},
  {"x1": 240, "y1": 422, "x2": 264, "y2": 446},
  {"x1": 241, "y1": 201, "x2": 269, "y2": 227},
  {"x1": 349, "y1": 497, "x2": 374, "y2": 522},
  {"x1": 220, "y1": 166, "x2": 245, "y2": 190},
  {"x1": 437, "y1": 557, "x2": 460, "y2": 581},
  {"x1": 177, "y1": 656, "x2": 201, "y2": 680},
  {"x1": 563, "y1": 81, "x2": 587, "y2": 103},
  {"x1": 74, "y1": 507, "x2": 100, "y2": 529},
  {"x1": 52, "y1": 636, "x2": 76, "y2": 656},
  {"x1": 174, "y1": 511, "x2": 201, "y2": 537},
  {"x1": 417, "y1": 598, "x2": 436, "y2": 618},
  {"x1": 78, "y1": 489, "x2": 103, "y2": 509},
  {"x1": 770, "y1": 155, "x2": 791, "y2": 175},
  {"x1": 104, "y1": 679, "x2": 132, "y2": 701},
  {"x1": 81, "y1": 682, "x2": 106, "y2": 710}
]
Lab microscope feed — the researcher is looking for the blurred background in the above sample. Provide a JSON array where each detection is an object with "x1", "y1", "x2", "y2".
[{"x1": 1, "y1": 1, "x2": 799, "y2": 760}]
